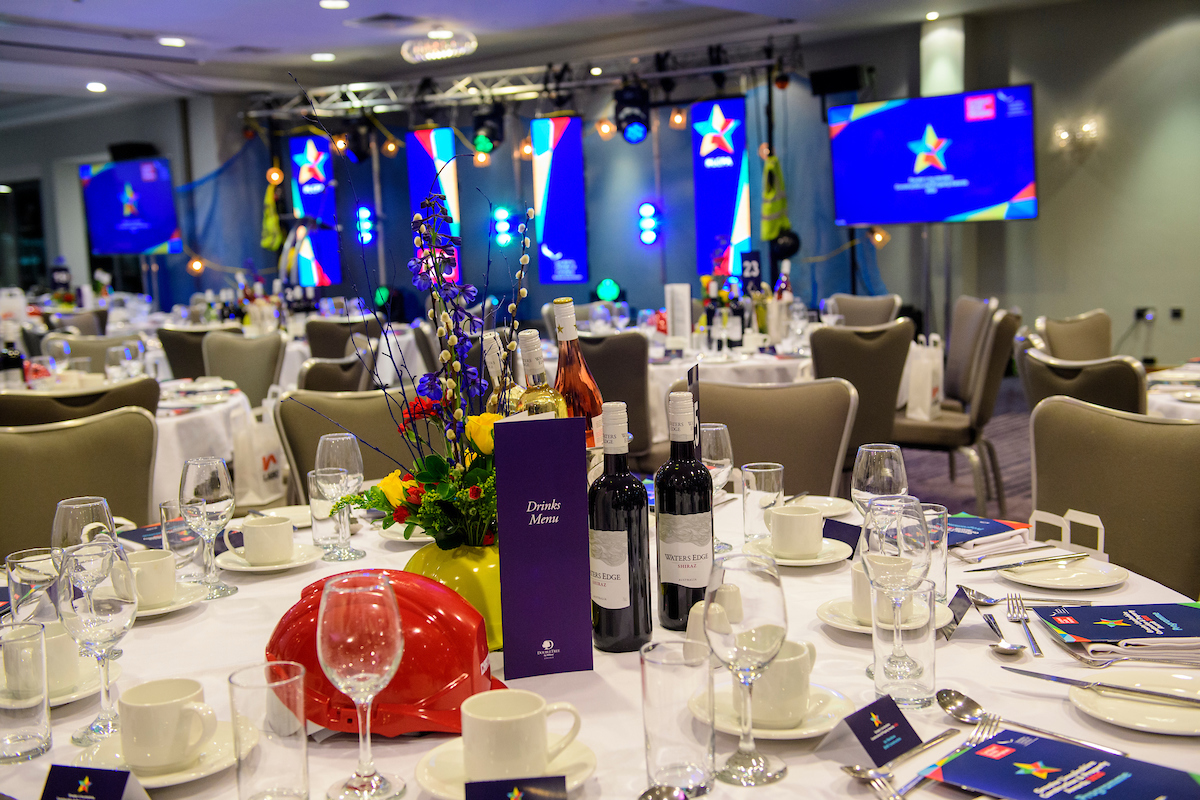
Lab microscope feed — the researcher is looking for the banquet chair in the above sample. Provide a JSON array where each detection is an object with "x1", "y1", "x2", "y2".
[
  {"x1": 21, "y1": 324, "x2": 46, "y2": 357},
  {"x1": 297, "y1": 354, "x2": 366, "y2": 393},
  {"x1": 306, "y1": 319, "x2": 356, "y2": 360},
  {"x1": 48, "y1": 310, "x2": 104, "y2": 336},
  {"x1": 413, "y1": 321, "x2": 440, "y2": 372},
  {"x1": 942, "y1": 295, "x2": 998, "y2": 413},
  {"x1": 825, "y1": 294, "x2": 902, "y2": 327},
  {"x1": 348, "y1": 333, "x2": 378, "y2": 390},
  {"x1": 577, "y1": 333, "x2": 653, "y2": 462},
  {"x1": 0, "y1": 406, "x2": 157, "y2": 557},
  {"x1": 541, "y1": 303, "x2": 557, "y2": 343},
  {"x1": 1035, "y1": 308, "x2": 1111, "y2": 361},
  {"x1": 811, "y1": 317, "x2": 915, "y2": 470},
  {"x1": 41, "y1": 333, "x2": 142, "y2": 374},
  {"x1": 1031, "y1": 396, "x2": 1200, "y2": 599},
  {"x1": 0, "y1": 376, "x2": 159, "y2": 425},
  {"x1": 158, "y1": 325, "x2": 240, "y2": 380},
  {"x1": 1019, "y1": 348, "x2": 1146, "y2": 414},
  {"x1": 892, "y1": 309, "x2": 1022, "y2": 517},
  {"x1": 202, "y1": 331, "x2": 287, "y2": 410},
  {"x1": 697, "y1": 379, "x2": 858, "y2": 497}
]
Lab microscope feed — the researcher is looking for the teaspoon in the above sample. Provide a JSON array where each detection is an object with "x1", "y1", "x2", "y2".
[
  {"x1": 936, "y1": 689, "x2": 1127, "y2": 756},
  {"x1": 982, "y1": 613, "x2": 1026, "y2": 655}
]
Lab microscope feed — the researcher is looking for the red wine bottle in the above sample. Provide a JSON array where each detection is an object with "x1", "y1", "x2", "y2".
[
  {"x1": 654, "y1": 391, "x2": 713, "y2": 631},
  {"x1": 587, "y1": 402, "x2": 651, "y2": 652},
  {"x1": 551, "y1": 298, "x2": 604, "y2": 447}
]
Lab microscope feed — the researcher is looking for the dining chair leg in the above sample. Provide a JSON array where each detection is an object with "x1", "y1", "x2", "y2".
[
  {"x1": 979, "y1": 446, "x2": 995, "y2": 501},
  {"x1": 960, "y1": 445, "x2": 988, "y2": 517},
  {"x1": 948, "y1": 452, "x2": 957, "y2": 482},
  {"x1": 982, "y1": 437, "x2": 1006, "y2": 519}
]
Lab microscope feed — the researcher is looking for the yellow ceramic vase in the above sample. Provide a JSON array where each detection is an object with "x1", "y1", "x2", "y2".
[{"x1": 404, "y1": 543, "x2": 502, "y2": 651}]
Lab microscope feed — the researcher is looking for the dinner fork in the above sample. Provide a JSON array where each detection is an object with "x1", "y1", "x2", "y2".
[
  {"x1": 1007, "y1": 594, "x2": 1043, "y2": 657},
  {"x1": 898, "y1": 715, "x2": 1000, "y2": 796}
]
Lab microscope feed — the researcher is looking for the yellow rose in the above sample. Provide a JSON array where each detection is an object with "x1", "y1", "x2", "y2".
[
  {"x1": 377, "y1": 469, "x2": 407, "y2": 507},
  {"x1": 464, "y1": 413, "x2": 503, "y2": 456}
]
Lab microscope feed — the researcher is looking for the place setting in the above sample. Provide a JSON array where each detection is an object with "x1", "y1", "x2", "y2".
[{"x1": 743, "y1": 504, "x2": 854, "y2": 567}]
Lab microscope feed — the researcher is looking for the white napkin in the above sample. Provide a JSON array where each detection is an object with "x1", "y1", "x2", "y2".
[
  {"x1": 1081, "y1": 638, "x2": 1200, "y2": 660},
  {"x1": 949, "y1": 527, "x2": 1032, "y2": 559}
]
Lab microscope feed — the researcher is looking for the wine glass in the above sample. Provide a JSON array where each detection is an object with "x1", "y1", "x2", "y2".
[
  {"x1": 42, "y1": 338, "x2": 71, "y2": 374},
  {"x1": 317, "y1": 572, "x2": 405, "y2": 800},
  {"x1": 315, "y1": 434, "x2": 366, "y2": 561},
  {"x1": 51, "y1": 496, "x2": 118, "y2": 561},
  {"x1": 851, "y1": 444, "x2": 908, "y2": 515},
  {"x1": 104, "y1": 346, "x2": 132, "y2": 381},
  {"x1": 179, "y1": 457, "x2": 238, "y2": 599},
  {"x1": 699, "y1": 423, "x2": 733, "y2": 554},
  {"x1": 121, "y1": 339, "x2": 146, "y2": 377},
  {"x1": 703, "y1": 554, "x2": 788, "y2": 786},
  {"x1": 614, "y1": 302, "x2": 632, "y2": 330},
  {"x1": 55, "y1": 540, "x2": 137, "y2": 745}
]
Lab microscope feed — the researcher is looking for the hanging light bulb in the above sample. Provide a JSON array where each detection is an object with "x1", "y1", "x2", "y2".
[
  {"x1": 474, "y1": 150, "x2": 491, "y2": 167},
  {"x1": 668, "y1": 108, "x2": 687, "y2": 130},
  {"x1": 188, "y1": 257, "x2": 205, "y2": 275},
  {"x1": 332, "y1": 134, "x2": 348, "y2": 152},
  {"x1": 594, "y1": 118, "x2": 616, "y2": 141},
  {"x1": 266, "y1": 164, "x2": 284, "y2": 185},
  {"x1": 383, "y1": 138, "x2": 399, "y2": 157},
  {"x1": 520, "y1": 136, "x2": 533, "y2": 160}
]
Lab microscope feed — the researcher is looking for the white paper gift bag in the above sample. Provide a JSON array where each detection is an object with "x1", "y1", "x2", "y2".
[
  {"x1": 905, "y1": 334, "x2": 944, "y2": 421},
  {"x1": 232, "y1": 407, "x2": 286, "y2": 506}
]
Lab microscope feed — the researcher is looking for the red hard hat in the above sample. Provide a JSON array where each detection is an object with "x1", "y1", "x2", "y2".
[{"x1": 265, "y1": 569, "x2": 504, "y2": 736}]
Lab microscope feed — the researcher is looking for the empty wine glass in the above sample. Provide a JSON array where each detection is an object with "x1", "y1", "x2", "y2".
[
  {"x1": 55, "y1": 541, "x2": 137, "y2": 745},
  {"x1": 42, "y1": 338, "x2": 71, "y2": 374},
  {"x1": 851, "y1": 443, "x2": 908, "y2": 515},
  {"x1": 179, "y1": 457, "x2": 237, "y2": 599},
  {"x1": 315, "y1": 434, "x2": 366, "y2": 561},
  {"x1": 51, "y1": 496, "x2": 118, "y2": 558},
  {"x1": 317, "y1": 572, "x2": 405, "y2": 800},
  {"x1": 121, "y1": 339, "x2": 146, "y2": 377},
  {"x1": 104, "y1": 346, "x2": 132, "y2": 381},
  {"x1": 703, "y1": 554, "x2": 788, "y2": 786},
  {"x1": 699, "y1": 423, "x2": 733, "y2": 554},
  {"x1": 614, "y1": 302, "x2": 632, "y2": 330}
]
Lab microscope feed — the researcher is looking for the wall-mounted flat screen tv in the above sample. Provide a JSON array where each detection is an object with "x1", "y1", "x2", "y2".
[{"x1": 80, "y1": 158, "x2": 183, "y2": 254}]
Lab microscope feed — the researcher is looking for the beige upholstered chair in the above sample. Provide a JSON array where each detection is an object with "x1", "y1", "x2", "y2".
[
  {"x1": 297, "y1": 354, "x2": 366, "y2": 393},
  {"x1": 413, "y1": 321, "x2": 440, "y2": 373},
  {"x1": 0, "y1": 407, "x2": 157, "y2": 557},
  {"x1": 158, "y1": 325, "x2": 240, "y2": 380},
  {"x1": 578, "y1": 333, "x2": 652, "y2": 460},
  {"x1": 202, "y1": 331, "x2": 287, "y2": 410},
  {"x1": 48, "y1": 310, "x2": 105, "y2": 336},
  {"x1": 1031, "y1": 396, "x2": 1200, "y2": 599},
  {"x1": 826, "y1": 293, "x2": 902, "y2": 327},
  {"x1": 892, "y1": 309, "x2": 1022, "y2": 517},
  {"x1": 943, "y1": 295, "x2": 998, "y2": 412},
  {"x1": 0, "y1": 376, "x2": 159, "y2": 425},
  {"x1": 347, "y1": 333, "x2": 378, "y2": 390},
  {"x1": 811, "y1": 318, "x2": 915, "y2": 469},
  {"x1": 696, "y1": 379, "x2": 858, "y2": 497},
  {"x1": 1035, "y1": 309, "x2": 1111, "y2": 361},
  {"x1": 41, "y1": 333, "x2": 142, "y2": 374},
  {"x1": 540, "y1": 303, "x2": 557, "y2": 343},
  {"x1": 1019, "y1": 348, "x2": 1146, "y2": 414},
  {"x1": 306, "y1": 319, "x2": 358, "y2": 359}
]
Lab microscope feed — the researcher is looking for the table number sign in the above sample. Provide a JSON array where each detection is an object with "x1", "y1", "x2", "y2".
[
  {"x1": 465, "y1": 775, "x2": 568, "y2": 800},
  {"x1": 664, "y1": 284, "x2": 691, "y2": 357},
  {"x1": 41, "y1": 766, "x2": 150, "y2": 800},
  {"x1": 816, "y1": 695, "x2": 923, "y2": 767},
  {"x1": 495, "y1": 416, "x2": 594, "y2": 679}
]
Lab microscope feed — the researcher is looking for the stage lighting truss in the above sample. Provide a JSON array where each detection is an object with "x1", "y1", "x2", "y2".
[
  {"x1": 472, "y1": 103, "x2": 505, "y2": 154},
  {"x1": 614, "y1": 83, "x2": 650, "y2": 144}
]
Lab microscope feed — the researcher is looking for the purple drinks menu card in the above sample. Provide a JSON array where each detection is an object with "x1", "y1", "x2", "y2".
[{"x1": 495, "y1": 416, "x2": 594, "y2": 679}]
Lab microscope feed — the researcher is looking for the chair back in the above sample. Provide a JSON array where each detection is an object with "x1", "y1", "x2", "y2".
[
  {"x1": 578, "y1": 333, "x2": 652, "y2": 457},
  {"x1": 49, "y1": 310, "x2": 103, "y2": 336},
  {"x1": 827, "y1": 294, "x2": 902, "y2": 327},
  {"x1": 811, "y1": 317, "x2": 914, "y2": 464},
  {"x1": 202, "y1": 331, "x2": 286, "y2": 409},
  {"x1": 1035, "y1": 309, "x2": 1111, "y2": 361},
  {"x1": 347, "y1": 333, "x2": 377, "y2": 390},
  {"x1": 0, "y1": 376, "x2": 159, "y2": 425},
  {"x1": 297, "y1": 355, "x2": 366, "y2": 392},
  {"x1": 1020, "y1": 349, "x2": 1146, "y2": 414},
  {"x1": 699, "y1": 379, "x2": 858, "y2": 496},
  {"x1": 541, "y1": 303, "x2": 556, "y2": 343},
  {"x1": 21, "y1": 324, "x2": 46, "y2": 357},
  {"x1": 944, "y1": 295, "x2": 998, "y2": 405},
  {"x1": 41, "y1": 333, "x2": 139, "y2": 374},
  {"x1": 413, "y1": 322, "x2": 439, "y2": 372},
  {"x1": 967, "y1": 309, "x2": 1022, "y2": 430},
  {"x1": 306, "y1": 319, "x2": 355, "y2": 359},
  {"x1": 1031, "y1": 396, "x2": 1200, "y2": 598},
  {"x1": 0, "y1": 407, "x2": 157, "y2": 557},
  {"x1": 158, "y1": 325, "x2": 239, "y2": 380}
]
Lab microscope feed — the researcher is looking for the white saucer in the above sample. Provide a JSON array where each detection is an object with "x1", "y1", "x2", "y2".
[
  {"x1": 159, "y1": 394, "x2": 229, "y2": 409},
  {"x1": 415, "y1": 736, "x2": 597, "y2": 800},
  {"x1": 241, "y1": 505, "x2": 311, "y2": 529},
  {"x1": 815, "y1": 596, "x2": 954, "y2": 634},
  {"x1": 1173, "y1": 391, "x2": 1200, "y2": 404},
  {"x1": 0, "y1": 656, "x2": 121, "y2": 708},
  {"x1": 376, "y1": 524, "x2": 434, "y2": 544},
  {"x1": 690, "y1": 683, "x2": 854, "y2": 740},
  {"x1": 999, "y1": 558, "x2": 1129, "y2": 590},
  {"x1": 1069, "y1": 669, "x2": 1200, "y2": 736},
  {"x1": 136, "y1": 582, "x2": 207, "y2": 618},
  {"x1": 745, "y1": 538, "x2": 853, "y2": 566},
  {"x1": 785, "y1": 495, "x2": 855, "y2": 517},
  {"x1": 215, "y1": 543, "x2": 324, "y2": 572},
  {"x1": 74, "y1": 719, "x2": 256, "y2": 788}
]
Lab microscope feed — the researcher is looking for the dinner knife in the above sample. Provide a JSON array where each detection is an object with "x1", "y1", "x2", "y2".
[
  {"x1": 1002, "y1": 666, "x2": 1200, "y2": 708},
  {"x1": 964, "y1": 552, "x2": 1088, "y2": 572}
]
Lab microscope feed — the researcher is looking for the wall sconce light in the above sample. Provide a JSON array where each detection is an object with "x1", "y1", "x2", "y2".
[
  {"x1": 266, "y1": 164, "x2": 284, "y2": 185},
  {"x1": 519, "y1": 136, "x2": 533, "y2": 160},
  {"x1": 668, "y1": 107, "x2": 687, "y2": 130},
  {"x1": 1053, "y1": 116, "x2": 1103, "y2": 150},
  {"x1": 382, "y1": 138, "x2": 400, "y2": 157}
]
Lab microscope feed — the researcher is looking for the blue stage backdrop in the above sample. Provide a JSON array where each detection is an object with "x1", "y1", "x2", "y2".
[
  {"x1": 532, "y1": 115, "x2": 588, "y2": 284},
  {"x1": 289, "y1": 135, "x2": 341, "y2": 285},
  {"x1": 691, "y1": 98, "x2": 751, "y2": 276},
  {"x1": 829, "y1": 85, "x2": 1037, "y2": 225},
  {"x1": 80, "y1": 158, "x2": 182, "y2": 255},
  {"x1": 407, "y1": 127, "x2": 461, "y2": 281}
]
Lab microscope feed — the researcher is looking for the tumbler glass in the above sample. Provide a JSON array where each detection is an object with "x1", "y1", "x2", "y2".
[
  {"x1": 309, "y1": 468, "x2": 349, "y2": 557},
  {"x1": 160, "y1": 499, "x2": 204, "y2": 578},
  {"x1": 921, "y1": 503, "x2": 949, "y2": 602},
  {"x1": 741, "y1": 463, "x2": 784, "y2": 545},
  {"x1": 871, "y1": 578, "x2": 936, "y2": 708},
  {"x1": 5, "y1": 548, "x2": 58, "y2": 622},
  {"x1": 229, "y1": 661, "x2": 309, "y2": 800},
  {"x1": 0, "y1": 622, "x2": 51, "y2": 763},
  {"x1": 640, "y1": 641, "x2": 714, "y2": 798}
]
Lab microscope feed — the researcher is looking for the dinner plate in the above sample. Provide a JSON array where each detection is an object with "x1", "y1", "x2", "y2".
[
  {"x1": 376, "y1": 524, "x2": 434, "y2": 544},
  {"x1": 415, "y1": 736, "x2": 596, "y2": 800},
  {"x1": 689, "y1": 683, "x2": 854, "y2": 740},
  {"x1": 135, "y1": 582, "x2": 207, "y2": 618},
  {"x1": 215, "y1": 544, "x2": 325, "y2": 572},
  {"x1": 161, "y1": 378, "x2": 238, "y2": 393},
  {"x1": 0, "y1": 657, "x2": 122, "y2": 709},
  {"x1": 256, "y1": 505, "x2": 312, "y2": 529},
  {"x1": 815, "y1": 597, "x2": 953, "y2": 635},
  {"x1": 1069, "y1": 669, "x2": 1200, "y2": 736},
  {"x1": 1173, "y1": 391, "x2": 1200, "y2": 404},
  {"x1": 785, "y1": 495, "x2": 855, "y2": 518},
  {"x1": 745, "y1": 538, "x2": 852, "y2": 567},
  {"x1": 158, "y1": 394, "x2": 228, "y2": 409},
  {"x1": 999, "y1": 558, "x2": 1129, "y2": 590},
  {"x1": 74, "y1": 719, "x2": 256, "y2": 788}
]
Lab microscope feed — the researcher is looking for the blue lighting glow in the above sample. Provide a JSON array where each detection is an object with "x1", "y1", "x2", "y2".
[
  {"x1": 493, "y1": 207, "x2": 510, "y2": 221},
  {"x1": 495, "y1": 220, "x2": 510, "y2": 233},
  {"x1": 640, "y1": 229, "x2": 658, "y2": 245},
  {"x1": 355, "y1": 205, "x2": 374, "y2": 245},
  {"x1": 639, "y1": 217, "x2": 656, "y2": 231},
  {"x1": 496, "y1": 232, "x2": 513, "y2": 246},
  {"x1": 623, "y1": 121, "x2": 648, "y2": 144},
  {"x1": 638, "y1": 202, "x2": 657, "y2": 218}
]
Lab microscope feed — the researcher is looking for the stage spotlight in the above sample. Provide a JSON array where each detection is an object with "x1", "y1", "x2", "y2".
[
  {"x1": 474, "y1": 151, "x2": 491, "y2": 167},
  {"x1": 668, "y1": 107, "x2": 687, "y2": 130},
  {"x1": 597, "y1": 278, "x2": 620, "y2": 302},
  {"x1": 356, "y1": 206, "x2": 374, "y2": 245},
  {"x1": 266, "y1": 164, "x2": 284, "y2": 185},
  {"x1": 472, "y1": 103, "x2": 504, "y2": 154},
  {"x1": 867, "y1": 226, "x2": 891, "y2": 249},
  {"x1": 638, "y1": 202, "x2": 661, "y2": 245},
  {"x1": 594, "y1": 118, "x2": 616, "y2": 141},
  {"x1": 494, "y1": 207, "x2": 514, "y2": 247},
  {"x1": 382, "y1": 138, "x2": 399, "y2": 157},
  {"x1": 496, "y1": 233, "x2": 512, "y2": 247},
  {"x1": 188, "y1": 257, "x2": 205, "y2": 275},
  {"x1": 614, "y1": 84, "x2": 650, "y2": 144}
]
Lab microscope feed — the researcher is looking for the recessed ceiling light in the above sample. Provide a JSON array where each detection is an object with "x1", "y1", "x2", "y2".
[
  {"x1": 427, "y1": 27, "x2": 454, "y2": 39},
  {"x1": 926, "y1": 11, "x2": 940, "y2": 20},
  {"x1": 310, "y1": 52, "x2": 336, "y2": 61},
  {"x1": 0, "y1": 185, "x2": 12, "y2": 194},
  {"x1": 319, "y1": 0, "x2": 350, "y2": 7},
  {"x1": 157, "y1": 37, "x2": 186, "y2": 47},
  {"x1": 590, "y1": 66, "x2": 602, "y2": 76},
  {"x1": 86, "y1": 82, "x2": 107, "y2": 93}
]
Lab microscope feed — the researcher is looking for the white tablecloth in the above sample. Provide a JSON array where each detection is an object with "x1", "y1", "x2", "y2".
[
  {"x1": 8, "y1": 501, "x2": 1195, "y2": 799},
  {"x1": 151, "y1": 392, "x2": 254, "y2": 510},
  {"x1": 1147, "y1": 390, "x2": 1200, "y2": 421},
  {"x1": 278, "y1": 327, "x2": 424, "y2": 391}
]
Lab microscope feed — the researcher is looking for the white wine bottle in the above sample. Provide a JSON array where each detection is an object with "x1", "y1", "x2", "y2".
[
  {"x1": 482, "y1": 331, "x2": 524, "y2": 415},
  {"x1": 516, "y1": 329, "x2": 567, "y2": 418}
]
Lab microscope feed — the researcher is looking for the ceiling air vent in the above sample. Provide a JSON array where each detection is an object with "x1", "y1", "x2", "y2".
[{"x1": 344, "y1": 13, "x2": 421, "y2": 30}]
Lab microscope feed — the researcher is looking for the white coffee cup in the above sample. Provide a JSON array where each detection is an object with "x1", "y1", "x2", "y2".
[
  {"x1": 127, "y1": 549, "x2": 176, "y2": 608},
  {"x1": 43, "y1": 621, "x2": 80, "y2": 695},
  {"x1": 851, "y1": 557, "x2": 914, "y2": 624},
  {"x1": 119, "y1": 678, "x2": 218, "y2": 774},
  {"x1": 733, "y1": 640, "x2": 823, "y2": 729},
  {"x1": 460, "y1": 689, "x2": 582, "y2": 782},
  {"x1": 1, "y1": 624, "x2": 44, "y2": 700},
  {"x1": 764, "y1": 505, "x2": 823, "y2": 558},
  {"x1": 225, "y1": 515, "x2": 294, "y2": 565}
]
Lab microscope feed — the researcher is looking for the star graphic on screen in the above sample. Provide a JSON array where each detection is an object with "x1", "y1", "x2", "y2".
[
  {"x1": 908, "y1": 124, "x2": 951, "y2": 173},
  {"x1": 1013, "y1": 761, "x2": 1060, "y2": 779},
  {"x1": 693, "y1": 104, "x2": 740, "y2": 156},
  {"x1": 870, "y1": 712, "x2": 882, "y2": 727},
  {"x1": 507, "y1": 788, "x2": 523, "y2": 800},
  {"x1": 121, "y1": 182, "x2": 138, "y2": 217},
  {"x1": 1096, "y1": 618, "x2": 1131, "y2": 627},
  {"x1": 77, "y1": 776, "x2": 93, "y2": 793},
  {"x1": 293, "y1": 139, "x2": 328, "y2": 184}
]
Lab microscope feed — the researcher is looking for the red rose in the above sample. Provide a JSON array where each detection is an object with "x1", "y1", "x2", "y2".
[
  {"x1": 482, "y1": 532, "x2": 495, "y2": 546},
  {"x1": 393, "y1": 506, "x2": 410, "y2": 524},
  {"x1": 468, "y1": 485, "x2": 482, "y2": 500}
]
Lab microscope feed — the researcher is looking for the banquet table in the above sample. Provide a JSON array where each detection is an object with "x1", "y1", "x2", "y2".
[
  {"x1": 7, "y1": 500, "x2": 1196, "y2": 800},
  {"x1": 151, "y1": 392, "x2": 254, "y2": 509}
]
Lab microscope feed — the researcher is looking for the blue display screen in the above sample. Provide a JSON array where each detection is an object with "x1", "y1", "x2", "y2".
[
  {"x1": 829, "y1": 86, "x2": 1037, "y2": 225},
  {"x1": 79, "y1": 158, "x2": 182, "y2": 255},
  {"x1": 532, "y1": 116, "x2": 589, "y2": 284}
]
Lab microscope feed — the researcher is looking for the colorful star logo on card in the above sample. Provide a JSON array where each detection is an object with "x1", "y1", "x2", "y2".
[
  {"x1": 78, "y1": 776, "x2": 93, "y2": 793},
  {"x1": 1014, "y1": 761, "x2": 1060, "y2": 779},
  {"x1": 870, "y1": 712, "x2": 882, "y2": 727},
  {"x1": 293, "y1": 138, "x2": 328, "y2": 184},
  {"x1": 908, "y1": 124, "x2": 951, "y2": 173},
  {"x1": 693, "y1": 104, "x2": 740, "y2": 156},
  {"x1": 507, "y1": 789, "x2": 523, "y2": 800},
  {"x1": 1096, "y1": 618, "x2": 1131, "y2": 628},
  {"x1": 121, "y1": 182, "x2": 138, "y2": 217}
]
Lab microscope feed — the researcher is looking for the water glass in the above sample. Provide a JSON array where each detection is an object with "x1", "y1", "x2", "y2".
[
  {"x1": 160, "y1": 499, "x2": 204, "y2": 576},
  {"x1": 67, "y1": 356, "x2": 92, "y2": 374},
  {"x1": 6, "y1": 548, "x2": 58, "y2": 622},
  {"x1": 229, "y1": 661, "x2": 309, "y2": 800},
  {"x1": 614, "y1": 301, "x2": 632, "y2": 330},
  {"x1": 123, "y1": 338, "x2": 146, "y2": 377},
  {"x1": 851, "y1": 443, "x2": 908, "y2": 515},
  {"x1": 104, "y1": 346, "x2": 131, "y2": 381},
  {"x1": 640, "y1": 641, "x2": 714, "y2": 798},
  {"x1": 43, "y1": 338, "x2": 71, "y2": 372},
  {"x1": 309, "y1": 468, "x2": 354, "y2": 559},
  {"x1": 0, "y1": 622, "x2": 51, "y2": 763},
  {"x1": 922, "y1": 503, "x2": 949, "y2": 602},
  {"x1": 741, "y1": 462, "x2": 783, "y2": 545},
  {"x1": 179, "y1": 457, "x2": 238, "y2": 599},
  {"x1": 872, "y1": 579, "x2": 936, "y2": 707},
  {"x1": 315, "y1": 434, "x2": 366, "y2": 562}
]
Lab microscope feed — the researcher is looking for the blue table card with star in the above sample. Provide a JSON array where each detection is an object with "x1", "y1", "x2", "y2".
[
  {"x1": 465, "y1": 776, "x2": 568, "y2": 800},
  {"x1": 815, "y1": 695, "x2": 923, "y2": 767},
  {"x1": 41, "y1": 766, "x2": 149, "y2": 800}
]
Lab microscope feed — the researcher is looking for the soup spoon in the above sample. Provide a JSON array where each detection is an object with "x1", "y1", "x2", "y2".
[{"x1": 936, "y1": 689, "x2": 1127, "y2": 756}]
